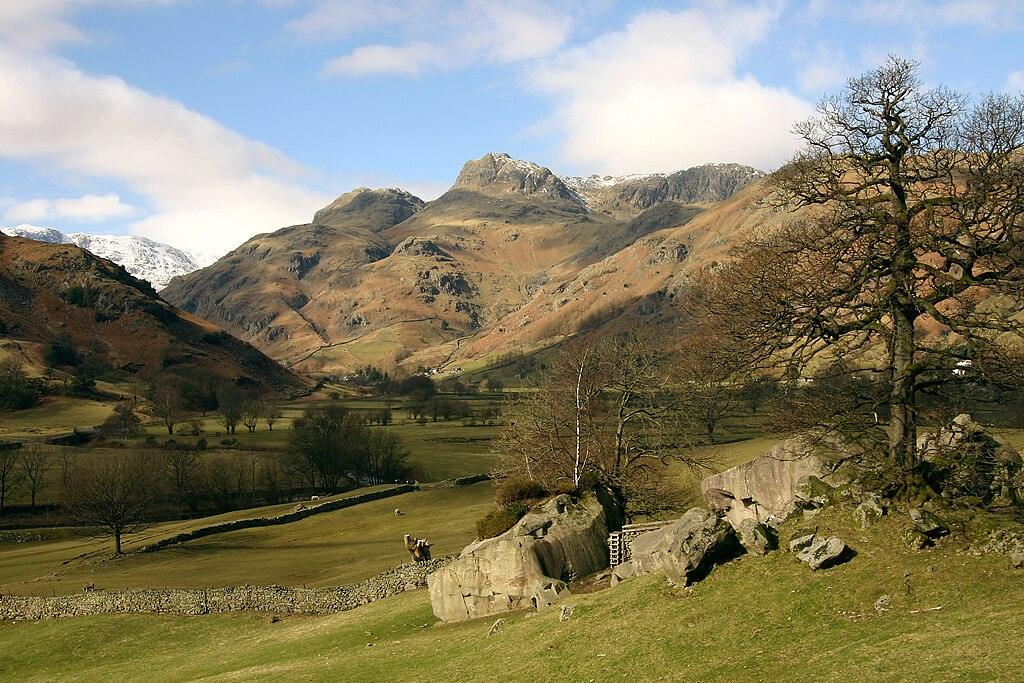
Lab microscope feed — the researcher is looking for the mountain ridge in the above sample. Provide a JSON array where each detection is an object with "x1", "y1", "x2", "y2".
[{"x1": 162, "y1": 153, "x2": 767, "y2": 377}]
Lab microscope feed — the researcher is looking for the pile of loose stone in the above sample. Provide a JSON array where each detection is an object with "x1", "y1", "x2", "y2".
[{"x1": 0, "y1": 556, "x2": 454, "y2": 622}]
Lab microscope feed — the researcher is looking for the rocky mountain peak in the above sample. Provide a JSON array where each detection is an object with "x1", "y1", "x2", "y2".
[
  {"x1": 312, "y1": 187, "x2": 425, "y2": 231},
  {"x1": 451, "y1": 153, "x2": 583, "y2": 207},
  {"x1": 562, "y1": 163, "x2": 765, "y2": 217}
]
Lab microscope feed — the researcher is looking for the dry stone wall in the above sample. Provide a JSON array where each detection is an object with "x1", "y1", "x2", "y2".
[{"x1": 1, "y1": 556, "x2": 453, "y2": 621}]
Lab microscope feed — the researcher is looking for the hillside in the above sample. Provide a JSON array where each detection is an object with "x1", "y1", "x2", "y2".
[
  {"x1": 162, "y1": 154, "x2": 764, "y2": 376},
  {"x1": 0, "y1": 234, "x2": 306, "y2": 393},
  {"x1": 0, "y1": 225, "x2": 202, "y2": 290},
  {"x1": 3, "y1": 504, "x2": 1021, "y2": 681}
]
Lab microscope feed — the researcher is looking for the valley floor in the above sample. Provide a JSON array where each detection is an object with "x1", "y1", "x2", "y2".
[{"x1": 2, "y1": 506, "x2": 1022, "y2": 682}]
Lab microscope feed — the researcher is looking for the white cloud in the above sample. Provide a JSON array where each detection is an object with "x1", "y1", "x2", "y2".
[
  {"x1": 305, "y1": 0, "x2": 576, "y2": 77},
  {"x1": 795, "y1": 46, "x2": 854, "y2": 93},
  {"x1": 0, "y1": 50, "x2": 328, "y2": 255},
  {"x1": 1008, "y1": 71, "x2": 1024, "y2": 92},
  {"x1": 529, "y1": 3, "x2": 812, "y2": 174},
  {"x1": 1, "y1": 193, "x2": 136, "y2": 223},
  {"x1": 0, "y1": 1, "x2": 87, "y2": 52},
  {"x1": 324, "y1": 42, "x2": 444, "y2": 77}
]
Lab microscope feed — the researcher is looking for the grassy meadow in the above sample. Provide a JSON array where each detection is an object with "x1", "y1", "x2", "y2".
[{"x1": 3, "y1": 504, "x2": 1022, "y2": 682}]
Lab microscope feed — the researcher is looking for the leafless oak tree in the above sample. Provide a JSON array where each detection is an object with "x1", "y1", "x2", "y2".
[
  {"x1": 150, "y1": 385, "x2": 182, "y2": 435},
  {"x1": 695, "y1": 57, "x2": 1024, "y2": 492},
  {"x1": 18, "y1": 445, "x2": 51, "y2": 511},
  {"x1": 63, "y1": 453, "x2": 156, "y2": 555}
]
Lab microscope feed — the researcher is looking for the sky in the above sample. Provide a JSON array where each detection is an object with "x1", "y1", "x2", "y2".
[{"x1": 0, "y1": 0, "x2": 1022, "y2": 257}]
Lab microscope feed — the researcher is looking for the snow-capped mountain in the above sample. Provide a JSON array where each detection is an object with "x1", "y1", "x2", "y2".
[{"x1": 0, "y1": 225, "x2": 201, "y2": 290}]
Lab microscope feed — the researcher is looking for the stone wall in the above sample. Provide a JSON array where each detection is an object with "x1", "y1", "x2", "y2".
[
  {"x1": 137, "y1": 484, "x2": 417, "y2": 553},
  {"x1": 0, "y1": 556, "x2": 453, "y2": 621},
  {"x1": 421, "y1": 473, "x2": 491, "y2": 489}
]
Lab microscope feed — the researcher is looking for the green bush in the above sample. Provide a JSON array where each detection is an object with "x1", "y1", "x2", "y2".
[
  {"x1": 495, "y1": 478, "x2": 548, "y2": 507},
  {"x1": 475, "y1": 502, "x2": 528, "y2": 539}
]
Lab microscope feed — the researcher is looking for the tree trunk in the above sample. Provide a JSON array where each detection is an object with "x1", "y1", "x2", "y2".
[
  {"x1": 888, "y1": 305, "x2": 917, "y2": 478},
  {"x1": 114, "y1": 529, "x2": 122, "y2": 555}
]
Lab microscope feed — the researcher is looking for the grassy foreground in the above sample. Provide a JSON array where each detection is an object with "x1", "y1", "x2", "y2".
[{"x1": 2, "y1": 506, "x2": 1022, "y2": 682}]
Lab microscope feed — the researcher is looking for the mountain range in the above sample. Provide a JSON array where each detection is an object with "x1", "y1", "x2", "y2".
[
  {"x1": 161, "y1": 153, "x2": 770, "y2": 378},
  {"x1": 0, "y1": 225, "x2": 204, "y2": 290}
]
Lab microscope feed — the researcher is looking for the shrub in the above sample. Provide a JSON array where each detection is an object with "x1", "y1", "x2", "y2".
[
  {"x1": 220, "y1": 438, "x2": 239, "y2": 447},
  {"x1": 200, "y1": 331, "x2": 230, "y2": 344},
  {"x1": 181, "y1": 418, "x2": 204, "y2": 436},
  {"x1": 495, "y1": 478, "x2": 547, "y2": 507},
  {"x1": 475, "y1": 502, "x2": 528, "y2": 539}
]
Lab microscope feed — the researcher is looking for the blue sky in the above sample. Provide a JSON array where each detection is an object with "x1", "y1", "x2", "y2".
[{"x1": 1, "y1": 0, "x2": 1022, "y2": 256}]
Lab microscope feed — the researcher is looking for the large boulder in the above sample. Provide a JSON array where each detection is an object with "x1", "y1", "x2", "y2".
[
  {"x1": 918, "y1": 414, "x2": 1022, "y2": 505},
  {"x1": 427, "y1": 493, "x2": 614, "y2": 623},
  {"x1": 701, "y1": 433, "x2": 855, "y2": 529},
  {"x1": 615, "y1": 508, "x2": 739, "y2": 586}
]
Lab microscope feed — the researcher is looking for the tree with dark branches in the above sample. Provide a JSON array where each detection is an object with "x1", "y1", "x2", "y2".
[
  {"x1": 693, "y1": 57, "x2": 1024, "y2": 494},
  {"x1": 63, "y1": 453, "x2": 157, "y2": 555}
]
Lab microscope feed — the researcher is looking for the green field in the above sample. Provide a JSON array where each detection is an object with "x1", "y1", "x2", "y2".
[
  {"x1": 2, "y1": 505, "x2": 1022, "y2": 682},
  {"x1": 0, "y1": 397, "x2": 115, "y2": 438},
  {"x1": 0, "y1": 482, "x2": 493, "y2": 597}
]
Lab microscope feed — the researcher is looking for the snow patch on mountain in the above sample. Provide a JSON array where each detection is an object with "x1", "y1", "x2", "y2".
[
  {"x1": 561, "y1": 173, "x2": 660, "y2": 192},
  {"x1": 0, "y1": 224, "x2": 201, "y2": 290}
]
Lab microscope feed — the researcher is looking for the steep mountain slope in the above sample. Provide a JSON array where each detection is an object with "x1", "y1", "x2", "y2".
[
  {"x1": 0, "y1": 234, "x2": 305, "y2": 393},
  {"x1": 163, "y1": 153, "x2": 763, "y2": 376},
  {"x1": 0, "y1": 225, "x2": 201, "y2": 289}
]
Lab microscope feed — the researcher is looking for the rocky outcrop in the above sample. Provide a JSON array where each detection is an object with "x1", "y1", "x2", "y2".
[
  {"x1": 427, "y1": 493, "x2": 615, "y2": 622},
  {"x1": 796, "y1": 537, "x2": 849, "y2": 570},
  {"x1": 312, "y1": 187, "x2": 424, "y2": 231},
  {"x1": 918, "y1": 414, "x2": 1022, "y2": 505},
  {"x1": 0, "y1": 557, "x2": 453, "y2": 621},
  {"x1": 701, "y1": 433, "x2": 856, "y2": 529},
  {"x1": 611, "y1": 508, "x2": 739, "y2": 587},
  {"x1": 451, "y1": 153, "x2": 584, "y2": 210}
]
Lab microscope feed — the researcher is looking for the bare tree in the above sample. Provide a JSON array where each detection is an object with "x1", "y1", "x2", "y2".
[
  {"x1": 162, "y1": 448, "x2": 201, "y2": 512},
  {"x1": 217, "y1": 386, "x2": 245, "y2": 435},
  {"x1": 288, "y1": 405, "x2": 368, "y2": 493},
  {"x1": 63, "y1": 453, "x2": 156, "y2": 555},
  {"x1": 696, "y1": 57, "x2": 1024, "y2": 492},
  {"x1": 243, "y1": 399, "x2": 263, "y2": 433},
  {"x1": 150, "y1": 385, "x2": 182, "y2": 435},
  {"x1": 264, "y1": 399, "x2": 283, "y2": 431},
  {"x1": 673, "y1": 330, "x2": 747, "y2": 444},
  {"x1": 18, "y1": 445, "x2": 51, "y2": 511},
  {"x1": 495, "y1": 332, "x2": 711, "y2": 513},
  {"x1": 0, "y1": 446, "x2": 21, "y2": 513},
  {"x1": 101, "y1": 402, "x2": 141, "y2": 438},
  {"x1": 364, "y1": 430, "x2": 413, "y2": 484},
  {"x1": 199, "y1": 457, "x2": 235, "y2": 512}
]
